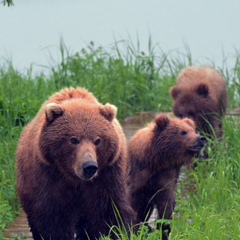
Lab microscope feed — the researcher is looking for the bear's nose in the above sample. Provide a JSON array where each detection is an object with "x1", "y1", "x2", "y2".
[
  {"x1": 199, "y1": 135, "x2": 207, "y2": 144},
  {"x1": 83, "y1": 161, "x2": 98, "y2": 179}
]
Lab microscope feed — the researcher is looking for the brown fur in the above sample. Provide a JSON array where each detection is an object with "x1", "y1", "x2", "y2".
[
  {"x1": 170, "y1": 66, "x2": 228, "y2": 138},
  {"x1": 17, "y1": 87, "x2": 134, "y2": 240},
  {"x1": 127, "y1": 114, "x2": 206, "y2": 239}
]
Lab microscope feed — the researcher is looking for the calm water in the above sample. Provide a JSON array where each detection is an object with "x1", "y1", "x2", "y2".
[{"x1": 1, "y1": 0, "x2": 240, "y2": 75}]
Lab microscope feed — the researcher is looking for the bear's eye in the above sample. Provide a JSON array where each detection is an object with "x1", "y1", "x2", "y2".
[
  {"x1": 70, "y1": 137, "x2": 80, "y2": 145},
  {"x1": 180, "y1": 131, "x2": 187, "y2": 136},
  {"x1": 94, "y1": 137, "x2": 101, "y2": 146}
]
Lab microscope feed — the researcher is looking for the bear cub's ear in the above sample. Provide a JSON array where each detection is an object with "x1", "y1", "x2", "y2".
[
  {"x1": 197, "y1": 83, "x2": 209, "y2": 97},
  {"x1": 183, "y1": 118, "x2": 196, "y2": 129},
  {"x1": 99, "y1": 103, "x2": 117, "y2": 122},
  {"x1": 170, "y1": 86, "x2": 180, "y2": 99},
  {"x1": 45, "y1": 103, "x2": 63, "y2": 123},
  {"x1": 155, "y1": 114, "x2": 170, "y2": 131}
]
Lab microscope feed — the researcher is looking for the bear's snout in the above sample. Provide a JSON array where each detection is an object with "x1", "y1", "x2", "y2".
[
  {"x1": 199, "y1": 135, "x2": 207, "y2": 145},
  {"x1": 83, "y1": 161, "x2": 98, "y2": 180},
  {"x1": 196, "y1": 135, "x2": 207, "y2": 149},
  {"x1": 75, "y1": 147, "x2": 98, "y2": 180},
  {"x1": 187, "y1": 135, "x2": 207, "y2": 153}
]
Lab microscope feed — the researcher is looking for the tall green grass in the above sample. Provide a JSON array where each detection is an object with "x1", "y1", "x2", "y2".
[
  {"x1": 170, "y1": 117, "x2": 240, "y2": 240},
  {"x1": 0, "y1": 64, "x2": 54, "y2": 238},
  {"x1": 49, "y1": 40, "x2": 176, "y2": 117},
  {"x1": 0, "y1": 39, "x2": 240, "y2": 239}
]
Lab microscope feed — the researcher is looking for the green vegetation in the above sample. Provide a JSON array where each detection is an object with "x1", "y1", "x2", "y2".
[
  {"x1": 2, "y1": 0, "x2": 14, "y2": 7},
  {"x1": 1, "y1": 40, "x2": 240, "y2": 239}
]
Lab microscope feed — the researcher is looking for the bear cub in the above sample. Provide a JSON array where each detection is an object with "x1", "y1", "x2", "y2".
[
  {"x1": 127, "y1": 114, "x2": 206, "y2": 239},
  {"x1": 17, "y1": 87, "x2": 135, "y2": 240},
  {"x1": 170, "y1": 66, "x2": 228, "y2": 139}
]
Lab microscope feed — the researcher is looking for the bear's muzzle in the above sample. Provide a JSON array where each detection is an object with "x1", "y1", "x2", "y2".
[{"x1": 82, "y1": 161, "x2": 98, "y2": 180}]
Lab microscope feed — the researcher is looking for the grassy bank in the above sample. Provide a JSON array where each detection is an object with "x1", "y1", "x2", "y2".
[{"x1": 0, "y1": 40, "x2": 240, "y2": 239}]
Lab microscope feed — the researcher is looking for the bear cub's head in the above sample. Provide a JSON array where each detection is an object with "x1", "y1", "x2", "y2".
[
  {"x1": 40, "y1": 100, "x2": 120, "y2": 182},
  {"x1": 154, "y1": 114, "x2": 207, "y2": 166}
]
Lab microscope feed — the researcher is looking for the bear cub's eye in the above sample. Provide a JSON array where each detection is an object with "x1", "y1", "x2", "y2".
[
  {"x1": 94, "y1": 137, "x2": 101, "y2": 146},
  {"x1": 180, "y1": 131, "x2": 187, "y2": 136},
  {"x1": 70, "y1": 137, "x2": 80, "y2": 145}
]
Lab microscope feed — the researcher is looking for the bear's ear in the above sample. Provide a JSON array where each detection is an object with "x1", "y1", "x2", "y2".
[
  {"x1": 197, "y1": 83, "x2": 209, "y2": 97},
  {"x1": 45, "y1": 103, "x2": 63, "y2": 123},
  {"x1": 183, "y1": 118, "x2": 196, "y2": 129},
  {"x1": 155, "y1": 114, "x2": 170, "y2": 131},
  {"x1": 170, "y1": 86, "x2": 180, "y2": 99},
  {"x1": 99, "y1": 103, "x2": 117, "y2": 122}
]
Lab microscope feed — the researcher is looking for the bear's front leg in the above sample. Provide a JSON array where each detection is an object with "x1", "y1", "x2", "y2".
[{"x1": 155, "y1": 188, "x2": 175, "y2": 240}]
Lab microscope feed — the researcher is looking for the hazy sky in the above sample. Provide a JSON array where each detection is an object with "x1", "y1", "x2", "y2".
[{"x1": 1, "y1": 0, "x2": 240, "y2": 74}]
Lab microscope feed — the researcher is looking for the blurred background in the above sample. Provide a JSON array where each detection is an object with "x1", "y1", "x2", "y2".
[{"x1": 1, "y1": 0, "x2": 240, "y2": 75}]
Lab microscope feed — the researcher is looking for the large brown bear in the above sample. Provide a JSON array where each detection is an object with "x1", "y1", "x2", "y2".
[
  {"x1": 127, "y1": 114, "x2": 206, "y2": 240},
  {"x1": 17, "y1": 87, "x2": 135, "y2": 240},
  {"x1": 170, "y1": 66, "x2": 228, "y2": 139}
]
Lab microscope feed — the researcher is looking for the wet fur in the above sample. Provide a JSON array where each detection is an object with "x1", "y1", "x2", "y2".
[
  {"x1": 127, "y1": 114, "x2": 206, "y2": 239},
  {"x1": 17, "y1": 87, "x2": 135, "y2": 240}
]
